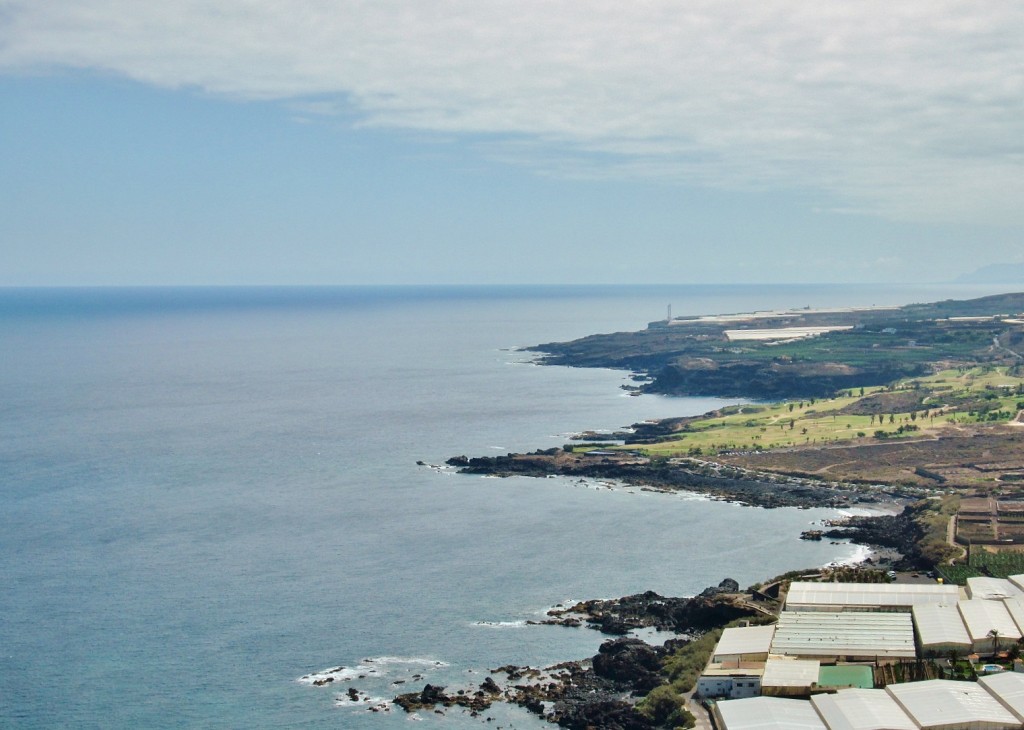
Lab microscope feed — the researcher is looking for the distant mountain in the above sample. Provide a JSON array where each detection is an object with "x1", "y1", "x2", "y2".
[{"x1": 955, "y1": 262, "x2": 1024, "y2": 284}]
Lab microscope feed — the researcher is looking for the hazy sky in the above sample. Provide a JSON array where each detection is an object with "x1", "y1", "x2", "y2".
[{"x1": 2, "y1": 1, "x2": 1023, "y2": 286}]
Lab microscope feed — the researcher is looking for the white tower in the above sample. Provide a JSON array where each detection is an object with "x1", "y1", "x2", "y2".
[{"x1": 666, "y1": 304, "x2": 672, "y2": 323}]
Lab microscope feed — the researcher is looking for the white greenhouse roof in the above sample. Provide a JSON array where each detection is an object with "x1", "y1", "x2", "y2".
[
  {"x1": 811, "y1": 688, "x2": 917, "y2": 730},
  {"x1": 716, "y1": 696, "x2": 826, "y2": 730},
  {"x1": 967, "y1": 577, "x2": 1024, "y2": 601},
  {"x1": 958, "y1": 599, "x2": 1022, "y2": 642},
  {"x1": 715, "y1": 624, "x2": 776, "y2": 659},
  {"x1": 785, "y1": 581, "x2": 959, "y2": 610},
  {"x1": 1009, "y1": 575, "x2": 1024, "y2": 593},
  {"x1": 770, "y1": 610, "x2": 916, "y2": 658},
  {"x1": 912, "y1": 603, "x2": 972, "y2": 649},
  {"x1": 886, "y1": 679, "x2": 1020, "y2": 729},
  {"x1": 1003, "y1": 598, "x2": 1024, "y2": 634},
  {"x1": 761, "y1": 657, "x2": 819, "y2": 688},
  {"x1": 979, "y1": 671, "x2": 1024, "y2": 721}
]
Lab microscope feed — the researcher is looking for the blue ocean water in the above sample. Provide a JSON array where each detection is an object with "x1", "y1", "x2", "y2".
[{"x1": 0, "y1": 284, "x2": 1008, "y2": 727}]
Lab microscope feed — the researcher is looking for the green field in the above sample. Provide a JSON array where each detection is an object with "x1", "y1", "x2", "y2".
[{"x1": 589, "y1": 367, "x2": 1024, "y2": 458}]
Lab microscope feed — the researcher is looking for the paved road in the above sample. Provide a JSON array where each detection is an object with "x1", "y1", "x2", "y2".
[{"x1": 684, "y1": 689, "x2": 714, "y2": 730}]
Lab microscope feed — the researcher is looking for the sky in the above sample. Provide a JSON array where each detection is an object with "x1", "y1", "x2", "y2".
[{"x1": 1, "y1": 1, "x2": 1023, "y2": 286}]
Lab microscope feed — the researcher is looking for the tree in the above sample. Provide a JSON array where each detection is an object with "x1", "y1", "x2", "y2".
[{"x1": 989, "y1": 628, "x2": 1001, "y2": 657}]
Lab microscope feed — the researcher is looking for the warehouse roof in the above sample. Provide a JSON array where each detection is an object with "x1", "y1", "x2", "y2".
[
  {"x1": 714, "y1": 624, "x2": 776, "y2": 660},
  {"x1": 785, "y1": 582, "x2": 959, "y2": 610},
  {"x1": 979, "y1": 671, "x2": 1024, "y2": 721},
  {"x1": 811, "y1": 688, "x2": 917, "y2": 730},
  {"x1": 761, "y1": 656, "x2": 819, "y2": 688},
  {"x1": 1002, "y1": 598, "x2": 1024, "y2": 634},
  {"x1": 886, "y1": 679, "x2": 1020, "y2": 728},
  {"x1": 912, "y1": 603, "x2": 972, "y2": 649},
  {"x1": 967, "y1": 577, "x2": 1024, "y2": 601},
  {"x1": 770, "y1": 610, "x2": 916, "y2": 658},
  {"x1": 958, "y1": 599, "x2": 1022, "y2": 643},
  {"x1": 715, "y1": 696, "x2": 826, "y2": 730}
]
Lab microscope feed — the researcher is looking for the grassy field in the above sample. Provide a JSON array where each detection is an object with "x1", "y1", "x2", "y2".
[{"x1": 609, "y1": 367, "x2": 1024, "y2": 458}]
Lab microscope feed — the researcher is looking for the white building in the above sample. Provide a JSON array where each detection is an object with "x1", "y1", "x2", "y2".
[
  {"x1": 1002, "y1": 598, "x2": 1024, "y2": 636},
  {"x1": 714, "y1": 696, "x2": 827, "y2": 730},
  {"x1": 713, "y1": 624, "x2": 776, "y2": 664},
  {"x1": 913, "y1": 603, "x2": 973, "y2": 657},
  {"x1": 958, "y1": 599, "x2": 1022, "y2": 654},
  {"x1": 967, "y1": 577, "x2": 1024, "y2": 602},
  {"x1": 695, "y1": 667, "x2": 762, "y2": 700},
  {"x1": 770, "y1": 610, "x2": 916, "y2": 660},
  {"x1": 979, "y1": 672, "x2": 1024, "y2": 723},
  {"x1": 810, "y1": 688, "x2": 917, "y2": 730},
  {"x1": 886, "y1": 679, "x2": 1020, "y2": 730},
  {"x1": 761, "y1": 656, "x2": 820, "y2": 697},
  {"x1": 785, "y1": 582, "x2": 959, "y2": 612}
]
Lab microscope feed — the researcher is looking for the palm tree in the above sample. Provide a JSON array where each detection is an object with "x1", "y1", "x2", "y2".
[{"x1": 989, "y1": 628, "x2": 1001, "y2": 657}]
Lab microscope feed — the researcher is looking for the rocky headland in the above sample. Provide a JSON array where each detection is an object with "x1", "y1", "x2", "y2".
[
  {"x1": 445, "y1": 448, "x2": 898, "y2": 509},
  {"x1": 392, "y1": 580, "x2": 763, "y2": 729}
]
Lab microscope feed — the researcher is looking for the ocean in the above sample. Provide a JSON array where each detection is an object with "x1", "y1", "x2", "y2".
[{"x1": 0, "y1": 283, "x2": 1007, "y2": 728}]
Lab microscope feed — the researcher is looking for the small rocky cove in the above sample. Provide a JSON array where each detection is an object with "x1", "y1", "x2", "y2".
[{"x1": 387, "y1": 581, "x2": 759, "y2": 729}]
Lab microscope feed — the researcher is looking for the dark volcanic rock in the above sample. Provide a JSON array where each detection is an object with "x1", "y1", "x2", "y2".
[
  {"x1": 550, "y1": 587, "x2": 759, "y2": 635},
  {"x1": 718, "y1": 577, "x2": 740, "y2": 592},
  {"x1": 592, "y1": 639, "x2": 663, "y2": 692},
  {"x1": 451, "y1": 449, "x2": 863, "y2": 509},
  {"x1": 553, "y1": 699, "x2": 654, "y2": 730}
]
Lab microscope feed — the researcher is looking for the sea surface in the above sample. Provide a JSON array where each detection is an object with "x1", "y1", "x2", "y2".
[{"x1": 0, "y1": 283, "x2": 1009, "y2": 728}]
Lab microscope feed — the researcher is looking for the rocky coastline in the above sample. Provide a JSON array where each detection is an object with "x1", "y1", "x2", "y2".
[
  {"x1": 444, "y1": 448, "x2": 899, "y2": 510},
  {"x1": 391, "y1": 580, "x2": 764, "y2": 729}
]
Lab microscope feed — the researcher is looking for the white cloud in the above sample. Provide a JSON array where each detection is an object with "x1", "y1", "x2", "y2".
[{"x1": 2, "y1": 0, "x2": 1023, "y2": 223}]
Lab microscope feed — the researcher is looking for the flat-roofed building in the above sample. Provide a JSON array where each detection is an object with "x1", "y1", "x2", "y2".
[
  {"x1": 713, "y1": 624, "x2": 776, "y2": 664},
  {"x1": 1009, "y1": 575, "x2": 1024, "y2": 594},
  {"x1": 770, "y1": 610, "x2": 916, "y2": 660},
  {"x1": 980, "y1": 672, "x2": 1024, "y2": 722},
  {"x1": 886, "y1": 679, "x2": 1020, "y2": 730},
  {"x1": 714, "y1": 696, "x2": 826, "y2": 730},
  {"x1": 785, "y1": 582, "x2": 959, "y2": 612},
  {"x1": 958, "y1": 599, "x2": 1022, "y2": 654},
  {"x1": 761, "y1": 656, "x2": 820, "y2": 697},
  {"x1": 967, "y1": 577, "x2": 1024, "y2": 601},
  {"x1": 913, "y1": 603, "x2": 972, "y2": 657},
  {"x1": 695, "y1": 666, "x2": 762, "y2": 700},
  {"x1": 811, "y1": 688, "x2": 917, "y2": 730}
]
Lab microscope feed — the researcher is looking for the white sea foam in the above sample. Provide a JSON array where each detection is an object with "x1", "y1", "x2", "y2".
[
  {"x1": 472, "y1": 620, "x2": 527, "y2": 628},
  {"x1": 366, "y1": 656, "x2": 449, "y2": 668},
  {"x1": 298, "y1": 656, "x2": 448, "y2": 685},
  {"x1": 827, "y1": 542, "x2": 873, "y2": 567},
  {"x1": 297, "y1": 664, "x2": 382, "y2": 684},
  {"x1": 334, "y1": 694, "x2": 391, "y2": 707}
]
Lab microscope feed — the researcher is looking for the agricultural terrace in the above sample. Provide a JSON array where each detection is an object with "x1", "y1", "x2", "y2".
[{"x1": 617, "y1": 367, "x2": 1024, "y2": 458}]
